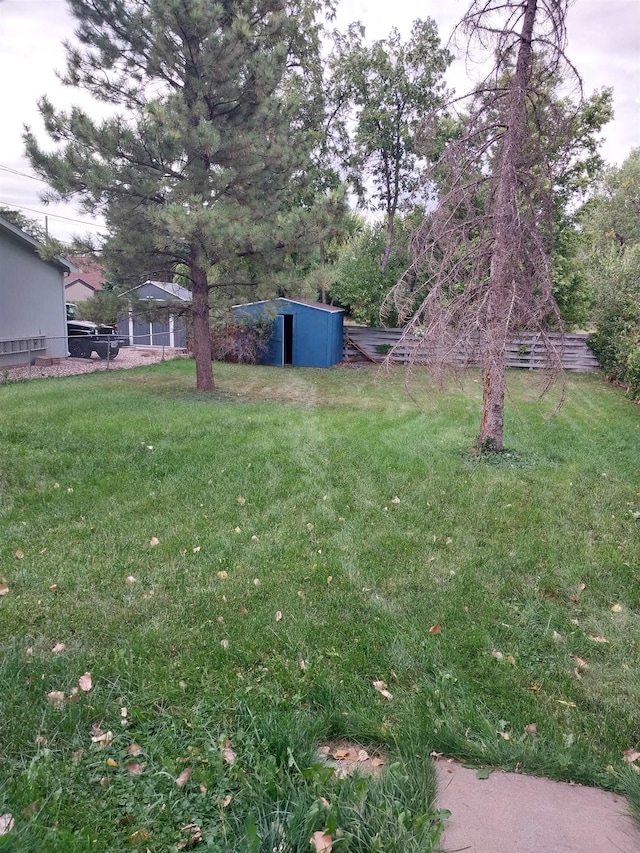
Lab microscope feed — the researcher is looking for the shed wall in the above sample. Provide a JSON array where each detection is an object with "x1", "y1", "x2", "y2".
[{"x1": 0, "y1": 230, "x2": 68, "y2": 365}]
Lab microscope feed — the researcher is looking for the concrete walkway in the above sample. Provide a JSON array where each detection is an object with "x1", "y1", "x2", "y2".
[{"x1": 435, "y1": 759, "x2": 640, "y2": 852}]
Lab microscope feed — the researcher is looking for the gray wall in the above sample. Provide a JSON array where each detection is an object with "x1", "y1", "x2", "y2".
[{"x1": 0, "y1": 229, "x2": 68, "y2": 365}]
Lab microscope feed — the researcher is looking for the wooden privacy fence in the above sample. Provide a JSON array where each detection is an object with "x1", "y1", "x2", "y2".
[{"x1": 343, "y1": 327, "x2": 600, "y2": 372}]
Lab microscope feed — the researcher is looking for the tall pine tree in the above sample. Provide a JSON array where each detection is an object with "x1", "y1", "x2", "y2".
[{"x1": 25, "y1": 0, "x2": 336, "y2": 390}]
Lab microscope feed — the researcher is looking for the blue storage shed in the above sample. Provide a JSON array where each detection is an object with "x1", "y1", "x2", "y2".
[{"x1": 232, "y1": 298, "x2": 344, "y2": 368}]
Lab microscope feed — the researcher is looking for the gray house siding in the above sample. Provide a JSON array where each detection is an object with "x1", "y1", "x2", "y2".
[{"x1": 0, "y1": 220, "x2": 72, "y2": 367}]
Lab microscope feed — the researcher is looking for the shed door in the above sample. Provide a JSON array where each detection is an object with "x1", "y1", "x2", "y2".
[
  {"x1": 269, "y1": 314, "x2": 284, "y2": 366},
  {"x1": 283, "y1": 314, "x2": 293, "y2": 365}
]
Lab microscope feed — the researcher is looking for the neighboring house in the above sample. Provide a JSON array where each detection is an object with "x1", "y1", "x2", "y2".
[
  {"x1": 119, "y1": 280, "x2": 191, "y2": 348},
  {"x1": 232, "y1": 298, "x2": 344, "y2": 368},
  {"x1": 64, "y1": 255, "x2": 105, "y2": 302},
  {"x1": 0, "y1": 215, "x2": 77, "y2": 367}
]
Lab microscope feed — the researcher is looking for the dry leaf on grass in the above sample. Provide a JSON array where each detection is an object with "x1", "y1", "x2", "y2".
[
  {"x1": 275, "y1": 611, "x2": 283, "y2": 622},
  {"x1": 524, "y1": 723, "x2": 538, "y2": 734},
  {"x1": 106, "y1": 758, "x2": 118, "y2": 768},
  {"x1": 0, "y1": 814, "x2": 14, "y2": 836},
  {"x1": 310, "y1": 830, "x2": 333, "y2": 852},
  {"x1": 149, "y1": 536, "x2": 160, "y2": 547},
  {"x1": 498, "y1": 731, "x2": 510, "y2": 740},
  {"x1": 612, "y1": 604, "x2": 623, "y2": 613},
  {"x1": 91, "y1": 730, "x2": 114, "y2": 747},
  {"x1": 128, "y1": 743, "x2": 142, "y2": 756},
  {"x1": 573, "y1": 657, "x2": 589, "y2": 670},
  {"x1": 623, "y1": 749, "x2": 640, "y2": 763},
  {"x1": 217, "y1": 571, "x2": 228, "y2": 579},
  {"x1": 428, "y1": 624, "x2": 442, "y2": 635},
  {"x1": 178, "y1": 823, "x2": 203, "y2": 849},
  {"x1": 588, "y1": 635, "x2": 609, "y2": 644},
  {"x1": 391, "y1": 496, "x2": 401, "y2": 504},
  {"x1": 222, "y1": 746, "x2": 236, "y2": 764},
  {"x1": 125, "y1": 575, "x2": 136, "y2": 584},
  {"x1": 0, "y1": 584, "x2": 9, "y2": 596},
  {"x1": 128, "y1": 829, "x2": 150, "y2": 843},
  {"x1": 15, "y1": 549, "x2": 23, "y2": 559},
  {"x1": 78, "y1": 672, "x2": 92, "y2": 692},
  {"x1": 175, "y1": 767, "x2": 193, "y2": 788},
  {"x1": 52, "y1": 643, "x2": 67, "y2": 654},
  {"x1": 372, "y1": 680, "x2": 393, "y2": 700},
  {"x1": 127, "y1": 761, "x2": 143, "y2": 775},
  {"x1": 47, "y1": 691, "x2": 66, "y2": 707}
]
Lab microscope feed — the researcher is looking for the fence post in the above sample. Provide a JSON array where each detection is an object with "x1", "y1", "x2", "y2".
[
  {"x1": 107, "y1": 339, "x2": 111, "y2": 369},
  {"x1": 28, "y1": 339, "x2": 32, "y2": 380},
  {"x1": 162, "y1": 344, "x2": 165, "y2": 362}
]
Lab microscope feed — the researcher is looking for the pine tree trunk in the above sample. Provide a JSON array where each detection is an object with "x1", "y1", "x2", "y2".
[
  {"x1": 190, "y1": 256, "x2": 215, "y2": 392},
  {"x1": 476, "y1": 0, "x2": 538, "y2": 451}
]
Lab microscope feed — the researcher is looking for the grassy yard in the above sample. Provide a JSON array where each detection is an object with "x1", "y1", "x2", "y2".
[{"x1": 0, "y1": 360, "x2": 639, "y2": 851}]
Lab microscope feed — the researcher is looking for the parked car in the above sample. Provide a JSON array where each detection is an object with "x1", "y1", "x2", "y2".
[{"x1": 66, "y1": 304, "x2": 120, "y2": 360}]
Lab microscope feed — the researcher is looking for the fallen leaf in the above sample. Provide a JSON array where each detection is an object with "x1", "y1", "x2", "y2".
[
  {"x1": 491, "y1": 650, "x2": 504, "y2": 661},
  {"x1": 370, "y1": 756, "x2": 386, "y2": 767},
  {"x1": 193, "y1": 546, "x2": 201, "y2": 554},
  {"x1": 237, "y1": 496, "x2": 246, "y2": 505},
  {"x1": 373, "y1": 680, "x2": 393, "y2": 700},
  {"x1": 234, "y1": 526, "x2": 241, "y2": 534},
  {"x1": 588, "y1": 635, "x2": 609, "y2": 644},
  {"x1": 429, "y1": 624, "x2": 442, "y2": 634},
  {"x1": 180, "y1": 548, "x2": 187, "y2": 556},
  {"x1": 78, "y1": 672, "x2": 92, "y2": 692},
  {"x1": 125, "y1": 575, "x2": 136, "y2": 584},
  {"x1": 505, "y1": 655, "x2": 516, "y2": 665},
  {"x1": 310, "y1": 830, "x2": 333, "y2": 852},
  {"x1": 476, "y1": 767, "x2": 493, "y2": 779},
  {"x1": 524, "y1": 723, "x2": 538, "y2": 734},
  {"x1": 498, "y1": 731, "x2": 510, "y2": 740},
  {"x1": 91, "y1": 731, "x2": 113, "y2": 747},
  {"x1": 557, "y1": 700, "x2": 577, "y2": 707},
  {"x1": 275, "y1": 611, "x2": 283, "y2": 622},
  {"x1": 128, "y1": 743, "x2": 142, "y2": 756},
  {"x1": 49, "y1": 584, "x2": 58, "y2": 592},
  {"x1": 552, "y1": 631, "x2": 563, "y2": 643},
  {"x1": 149, "y1": 536, "x2": 160, "y2": 547},
  {"x1": 357, "y1": 749, "x2": 369, "y2": 762},
  {"x1": 20, "y1": 801, "x2": 39, "y2": 818},
  {"x1": 222, "y1": 794, "x2": 232, "y2": 808},
  {"x1": 106, "y1": 757, "x2": 118, "y2": 768},
  {"x1": 15, "y1": 549, "x2": 23, "y2": 559},
  {"x1": 128, "y1": 829, "x2": 150, "y2": 843},
  {"x1": 612, "y1": 604, "x2": 623, "y2": 613},
  {"x1": 391, "y1": 496, "x2": 401, "y2": 504},
  {"x1": 47, "y1": 690, "x2": 65, "y2": 707},
  {"x1": 222, "y1": 747, "x2": 236, "y2": 764},
  {"x1": 127, "y1": 761, "x2": 143, "y2": 775},
  {"x1": 253, "y1": 578, "x2": 261, "y2": 586},
  {"x1": 175, "y1": 767, "x2": 193, "y2": 788},
  {"x1": 72, "y1": 749, "x2": 84, "y2": 764},
  {"x1": 299, "y1": 659, "x2": 307, "y2": 671},
  {"x1": 52, "y1": 643, "x2": 67, "y2": 654},
  {"x1": 178, "y1": 823, "x2": 203, "y2": 849},
  {"x1": 573, "y1": 657, "x2": 589, "y2": 670},
  {"x1": 217, "y1": 571, "x2": 228, "y2": 579},
  {"x1": 578, "y1": 582, "x2": 586, "y2": 591},
  {"x1": 34, "y1": 735, "x2": 48, "y2": 746},
  {"x1": 0, "y1": 584, "x2": 9, "y2": 596},
  {"x1": 220, "y1": 639, "x2": 229, "y2": 650},
  {"x1": 306, "y1": 523, "x2": 314, "y2": 530},
  {"x1": 0, "y1": 814, "x2": 14, "y2": 835},
  {"x1": 623, "y1": 749, "x2": 640, "y2": 763}
]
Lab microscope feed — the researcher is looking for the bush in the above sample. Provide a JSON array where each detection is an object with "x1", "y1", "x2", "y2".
[{"x1": 210, "y1": 314, "x2": 274, "y2": 364}]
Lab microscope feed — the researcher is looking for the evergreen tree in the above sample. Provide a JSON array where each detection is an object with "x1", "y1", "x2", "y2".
[{"x1": 25, "y1": 0, "x2": 335, "y2": 391}]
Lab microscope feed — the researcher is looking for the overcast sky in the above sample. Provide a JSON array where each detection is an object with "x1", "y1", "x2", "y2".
[{"x1": 0, "y1": 0, "x2": 638, "y2": 241}]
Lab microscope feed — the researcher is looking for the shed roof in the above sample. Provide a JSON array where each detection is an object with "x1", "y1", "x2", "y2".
[
  {"x1": 122, "y1": 280, "x2": 192, "y2": 301},
  {"x1": 0, "y1": 215, "x2": 78, "y2": 273},
  {"x1": 233, "y1": 297, "x2": 343, "y2": 314}
]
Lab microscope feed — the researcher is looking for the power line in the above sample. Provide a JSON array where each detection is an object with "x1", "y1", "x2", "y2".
[
  {"x1": 0, "y1": 164, "x2": 48, "y2": 184},
  {"x1": 0, "y1": 199, "x2": 108, "y2": 230}
]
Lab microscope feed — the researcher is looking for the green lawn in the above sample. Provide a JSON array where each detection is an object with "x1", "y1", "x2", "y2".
[{"x1": 1, "y1": 360, "x2": 639, "y2": 851}]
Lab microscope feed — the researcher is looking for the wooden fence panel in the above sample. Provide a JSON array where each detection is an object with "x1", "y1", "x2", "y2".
[{"x1": 343, "y1": 327, "x2": 600, "y2": 372}]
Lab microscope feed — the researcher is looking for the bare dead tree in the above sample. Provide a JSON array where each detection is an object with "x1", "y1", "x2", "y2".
[{"x1": 385, "y1": 0, "x2": 580, "y2": 451}]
